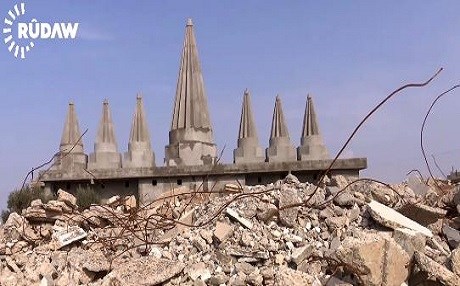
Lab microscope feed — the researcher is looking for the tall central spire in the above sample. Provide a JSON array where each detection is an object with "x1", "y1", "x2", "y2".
[
  {"x1": 171, "y1": 18, "x2": 212, "y2": 131},
  {"x1": 165, "y1": 19, "x2": 217, "y2": 166}
]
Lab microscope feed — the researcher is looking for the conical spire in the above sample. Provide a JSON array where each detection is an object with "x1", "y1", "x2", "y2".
[
  {"x1": 301, "y1": 95, "x2": 320, "y2": 137},
  {"x1": 298, "y1": 94, "x2": 329, "y2": 160},
  {"x1": 270, "y1": 95, "x2": 290, "y2": 138},
  {"x1": 266, "y1": 96, "x2": 296, "y2": 162},
  {"x1": 123, "y1": 95, "x2": 155, "y2": 168},
  {"x1": 95, "y1": 99, "x2": 117, "y2": 150},
  {"x1": 234, "y1": 89, "x2": 264, "y2": 164},
  {"x1": 171, "y1": 18, "x2": 212, "y2": 131},
  {"x1": 88, "y1": 100, "x2": 121, "y2": 169},
  {"x1": 129, "y1": 94, "x2": 151, "y2": 146},
  {"x1": 238, "y1": 89, "x2": 258, "y2": 140},
  {"x1": 54, "y1": 102, "x2": 87, "y2": 171},
  {"x1": 60, "y1": 102, "x2": 84, "y2": 153},
  {"x1": 165, "y1": 19, "x2": 217, "y2": 166}
]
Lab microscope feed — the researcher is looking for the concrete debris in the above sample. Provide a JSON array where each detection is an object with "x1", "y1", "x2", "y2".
[
  {"x1": 1, "y1": 174, "x2": 460, "y2": 285},
  {"x1": 368, "y1": 200, "x2": 433, "y2": 237},
  {"x1": 52, "y1": 226, "x2": 87, "y2": 249},
  {"x1": 226, "y1": 207, "x2": 253, "y2": 229},
  {"x1": 415, "y1": 251, "x2": 460, "y2": 286}
]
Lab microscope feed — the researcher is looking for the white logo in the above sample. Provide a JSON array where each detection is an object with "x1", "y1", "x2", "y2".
[{"x1": 3, "y1": 2, "x2": 79, "y2": 59}]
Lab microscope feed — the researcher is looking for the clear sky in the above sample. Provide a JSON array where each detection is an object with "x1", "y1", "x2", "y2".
[{"x1": 1, "y1": 1, "x2": 459, "y2": 209}]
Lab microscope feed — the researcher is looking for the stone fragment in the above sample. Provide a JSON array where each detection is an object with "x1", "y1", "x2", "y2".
[
  {"x1": 443, "y1": 224, "x2": 460, "y2": 248},
  {"x1": 188, "y1": 262, "x2": 211, "y2": 281},
  {"x1": 279, "y1": 187, "x2": 301, "y2": 227},
  {"x1": 256, "y1": 203, "x2": 278, "y2": 222},
  {"x1": 124, "y1": 195, "x2": 137, "y2": 211},
  {"x1": 226, "y1": 207, "x2": 253, "y2": 229},
  {"x1": 398, "y1": 203, "x2": 447, "y2": 226},
  {"x1": 414, "y1": 251, "x2": 460, "y2": 286},
  {"x1": 275, "y1": 265, "x2": 314, "y2": 286},
  {"x1": 208, "y1": 273, "x2": 229, "y2": 285},
  {"x1": 451, "y1": 248, "x2": 460, "y2": 276},
  {"x1": 57, "y1": 189, "x2": 77, "y2": 208},
  {"x1": 235, "y1": 261, "x2": 255, "y2": 275},
  {"x1": 325, "y1": 216, "x2": 348, "y2": 229},
  {"x1": 82, "y1": 249, "x2": 110, "y2": 273},
  {"x1": 335, "y1": 232, "x2": 410, "y2": 286},
  {"x1": 367, "y1": 200, "x2": 432, "y2": 237},
  {"x1": 224, "y1": 183, "x2": 241, "y2": 192},
  {"x1": 107, "y1": 257, "x2": 184, "y2": 286},
  {"x1": 52, "y1": 226, "x2": 87, "y2": 249},
  {"x1": 393, "y1": 227, "x2": 426, "y2": 256},
  {"x1": 213, "y1": 221, "x2": 233, "y2": 243},
  {"x1": 291, "y1": 245, "x2": 313, "y2": 265}
]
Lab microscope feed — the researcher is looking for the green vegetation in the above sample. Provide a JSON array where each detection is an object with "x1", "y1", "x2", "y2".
[
  {"x1": 1, "y1": 185, "x2": 52, "y2": 222},
  {"x1": 75, "y1": 186, "x2": 100, "y2": 210}
]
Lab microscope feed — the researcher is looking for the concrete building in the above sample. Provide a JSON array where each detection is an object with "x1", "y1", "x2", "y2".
[{"x1": 41, "y1": 19, "x2": 367, "y2": 204}]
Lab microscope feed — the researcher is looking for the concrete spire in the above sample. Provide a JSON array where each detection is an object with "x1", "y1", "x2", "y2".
[
  {"x1": 170, "y1": 18, "x2": 212, "y2": 131},
  {"x1": 60, "y1": 102, "x2": 83, "y2": 153},
  {"x1": 165, "y1": 18, "x2": 217, "y2": 166},
  {"x1": 234, "y1": 89, "x2": 264, "y2": 164},
  {"x1": 123, "y1": 94, "x2": 155, "y2": 168},
  {"x1": 298, "y1": 95, "x2": 329, "y2": 160},
  {"x1": 88, "y1": 100, "x2": 121, "y2": 169},
  {"x1": 54, "y1": 102, "x2": 87, "y2": 170},
  {"x1": 266, "y1": 95, "x2": 296, "y2": 162}
]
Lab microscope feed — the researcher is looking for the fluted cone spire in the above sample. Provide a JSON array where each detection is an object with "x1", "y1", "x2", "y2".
[
  {"x1": 165, "y1": 19, "x2": 217, "y2": 166},
  {"x1": 302, "y1": 95, "x2": 320, "y2": 137},
  {"x1": 234, "y1": 89, "x2": 264, "y2": 164},
  {"x1": 238, "y1": 89, "x2": 258, "y2": 140},
  {"x1": 60, "y1": 102, "x2": 84, "y2": 153},
  {"x1": 88, "y1": 100, "x2": 121, "y2": 169},
  {"x1": 270, "y1": 95, "x2": 290, "y2": 138},
  {"x1": 171, "y1": 18, "x2": 212, "y2": 131},
  {"x1": 298, "y1": 94, "x2": 329, "y2": 160},
  {"x1": 96, "y1": 99, "x2": 117, "y2": 150},
  {"x1": 123, "y1": 95, "x2": 155, "y2": 168},
  {"x1": 266, "y1": 95, "x2": 296, "y2": 162},
  {"x1": 130, "y1": 95, "x2": 151, "y2": 146}
]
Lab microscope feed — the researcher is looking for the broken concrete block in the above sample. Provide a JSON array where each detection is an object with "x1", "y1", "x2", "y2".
[
  {"x1": 414, "y1": 251, "x2": 460, "y2": 286},
  {"x1": 279, "y1": 187, "x2": 301, "y2": 227},
  {"x1": 393, "y1": 227, "x2": 426, "y2": 257},
  {"x1": 213, "y1": 221, "x2": 233, "y2": 243},
  {"x1": 124, "y1": 195, "x2": 136, "y2": 211},
  {"x1": 336, "y1": 232, "x2": 410, "y2": 286},
  {"x1": 291, "y1": 245, "x2": 314, "y2": 265},
  {"x1": 398, "y1": 203, "x2": 446, "y2": 226},
  {"x1": 107, "y1": 257, "x2": 185, "y2": 286},
  {"x1": 443, "y1": 224, "x2": 460, "y2": 248},
  {"x1": 53, "y1": 226, "x2": 87, "y2": 249},
  {"x1": 226, "y1": 207, "x2": 253, "y2": 229},
  {"x1": 224, "y1": 183, "x2": 241, "y2": 193},
  {"x1": 275, "y1": 265, "x2": 315, "y2": 286},
  {"x1": 57, "y1": 189, "x2": 77, "y2": 208},
  {"x1": 367, "y1": 200, "x2": 432, "y2": 237},
  {"x1": 451, "y1": 248, "x2": 460, "y2": 276},
  {"x1": 188, "y1": 262, "x2": 211, "y2": 281}
]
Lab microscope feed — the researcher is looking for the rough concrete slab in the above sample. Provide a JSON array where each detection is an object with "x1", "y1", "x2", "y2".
[{"x1": 368, "y1": 200, "x2": 432, "y2": 237}]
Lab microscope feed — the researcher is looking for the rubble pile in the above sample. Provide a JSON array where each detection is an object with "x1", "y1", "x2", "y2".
[{"x1": 1, "y1": 174, "x2": 460, "y2": 285}]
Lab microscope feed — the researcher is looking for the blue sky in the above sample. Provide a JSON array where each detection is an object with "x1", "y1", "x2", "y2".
[{"x1": 1, "y1": 1, "x2": 460, "y2": 209}]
